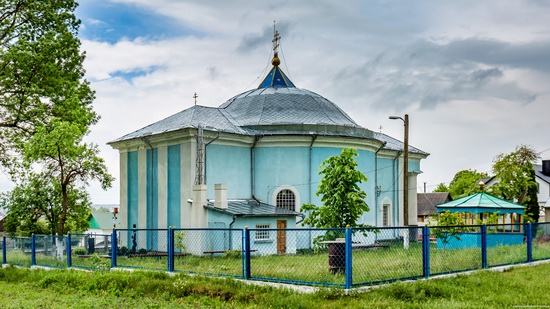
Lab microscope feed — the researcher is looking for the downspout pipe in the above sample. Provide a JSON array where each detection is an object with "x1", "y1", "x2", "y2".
[
  {"x1": 251, "y1": 136, "x2": 261, "y2": 202},
  {"x1": 308, "y1": 135, "x2": 317, "y2": 203},
  {"x1": 228, "y1": 214, "x2": 238, "y2": 250},
  {"x1": 203, "y1": 131, "x2": 220, "y2": 184},
  {"x1": 374, "y1": 141, "x2": 387, "y2": 227},
  {"x1": 296, "y1": 213, "x2": 306, "y2": 225}
]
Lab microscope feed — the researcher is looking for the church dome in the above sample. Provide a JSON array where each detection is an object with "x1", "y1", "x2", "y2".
[{"x1": 219, "y1": 86, "x2": 361, "y2": 129}]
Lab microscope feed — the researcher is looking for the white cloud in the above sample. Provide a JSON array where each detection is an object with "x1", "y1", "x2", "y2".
[{"x1": 7, "y1": 0, "x2": 546, "y2": 203}]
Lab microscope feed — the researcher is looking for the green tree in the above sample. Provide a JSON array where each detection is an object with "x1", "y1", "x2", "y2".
[
  {"x1": 489, "y1": 145, "x2": 539, "y2": 222},
  {"x1": 435, "y1": 170, "x2": 488, "y2": 199},
  {"x1": 433, "y1": 183, "x2": 449, "y2": 193},
  {"x1": 1, "y1": 172, "x2": 91, "y2": 236},
  {"x1": 431, "y1": 210, "x2": 468, "y2": 249},
  {"x1": 1, "y1": 0, "x2": 94, "y2": 167},
  {"x1": 0, "y1": 0, "x2": 113, "y2": 235},
  {"x1": 301, "y1": 148, "x2": 370, "y2": 229}
]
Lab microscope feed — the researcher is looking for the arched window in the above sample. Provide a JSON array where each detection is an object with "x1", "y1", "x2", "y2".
[{"x1": 276, "y1": 189, "x2": 296, "y2": 211}]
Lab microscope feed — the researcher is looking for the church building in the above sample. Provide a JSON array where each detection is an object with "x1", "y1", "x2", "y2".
[{"x1": 108, "y1": 30, "x2": 429, "y2": 245}]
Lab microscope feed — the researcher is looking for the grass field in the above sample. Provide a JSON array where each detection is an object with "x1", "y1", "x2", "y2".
[
  {"x1": 2, "y1": 262, "x2": 550, "y2": 308},
  {"x1": 4, "y1": 238, "x2": 550, "y2": 287}
]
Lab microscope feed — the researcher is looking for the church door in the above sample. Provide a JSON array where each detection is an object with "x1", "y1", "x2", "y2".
[{"x1": 277, "y1": 220, "x2": 287, "y2": 254}]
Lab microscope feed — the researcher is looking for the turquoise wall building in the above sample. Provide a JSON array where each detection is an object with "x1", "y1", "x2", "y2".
[{"x1": 109, "y1": 34, "x2": 428, "y2": 254}]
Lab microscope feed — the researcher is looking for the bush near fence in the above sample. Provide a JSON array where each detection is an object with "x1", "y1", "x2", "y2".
[{"x1": 2, "y1": 223, "x2": 550, "y2": 288}]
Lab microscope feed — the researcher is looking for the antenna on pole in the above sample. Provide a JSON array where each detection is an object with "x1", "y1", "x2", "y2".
[{"x1": 195, "y1": 124, "x2": 204, "y2": 185}]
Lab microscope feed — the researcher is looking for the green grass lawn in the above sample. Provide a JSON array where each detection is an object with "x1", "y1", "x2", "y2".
[
  {"x1": 2, "y1": 262, "x2": 550, "y2": 308},
  {"x1": 4, "y1": 239, "x2": 550, "y2": 288}
]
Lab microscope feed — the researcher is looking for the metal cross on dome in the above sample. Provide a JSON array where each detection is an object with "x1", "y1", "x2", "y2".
[{"x1": 272, "y1": 21, "x2": 280, "y2": 55}]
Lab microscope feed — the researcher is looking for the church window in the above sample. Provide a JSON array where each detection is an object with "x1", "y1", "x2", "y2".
[
  {"x1": 382, "y1": 204, "x2": 390, "y2": 227},
  {"x1": 276, "y1": 189, "x2": 296, "y2": 211}
]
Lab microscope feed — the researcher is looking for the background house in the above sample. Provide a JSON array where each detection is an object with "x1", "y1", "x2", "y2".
[
  {"x1": 483, "y1": 159, "x2": 550, "y2": 222},
  {"x1": 87, "y1": 211, "x2": 118, "y2": 235},
  {"x1": 0, "y1": 211, "x2": 6, "y2": 236},
  {"x1": 417, "y1": 192, "x2": 452, "y2": 225},
  {"x1": 537, "y1": 161, "x2": 550, "y2": 222}
]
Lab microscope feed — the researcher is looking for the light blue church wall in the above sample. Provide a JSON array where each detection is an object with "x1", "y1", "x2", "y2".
[
  {"x1": 356, "y1": 149, "x2": 377, "y2": 226},
  {"x1": 127, "y1": 151, "x2": 139, "y2": 230},
  {"x1": 254, "y1": 146, "x2": 310, "y2": 205},
  {"x1": 375, "y1": 157, "x2": 400, "y2": 227},
  {"x1": 409, "y1": 160, "x2": 420, "y2": 173},
  {"x1": 206, "y1": 144, "x2": 251, "y2": 199},
  {"x1": 167, "y1": 145, "x2": 181, "y2": 228},
  {"x1": 146, "y1": 148, "x2": 158, "y2": 249}
]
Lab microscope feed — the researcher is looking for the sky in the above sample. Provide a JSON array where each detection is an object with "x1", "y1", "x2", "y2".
[{"x1": 2, "y1": 0, "x2": 550, "y2": 204}]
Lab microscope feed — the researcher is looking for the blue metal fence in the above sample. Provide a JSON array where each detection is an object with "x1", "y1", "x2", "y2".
[{"x1": 2, "y1": 223, "x2": 550, "y2": 288}]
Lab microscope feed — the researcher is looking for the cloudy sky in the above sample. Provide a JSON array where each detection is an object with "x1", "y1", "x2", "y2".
[{"x1": 2, "y1": 0, "x2": 550, "y2": 204}]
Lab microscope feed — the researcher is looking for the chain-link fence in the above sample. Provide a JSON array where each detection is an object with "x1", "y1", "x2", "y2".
[
  {"x1": 70, "y1": 234, "x2": 112, "y2": 270},
  {"x1": 4, "y1": 236, "x2": 32, "y2": 267},
  {"x1": 115, "y1": 229, "x2": 170, "y2": 271},
  {"x1": 248, "y1": 228, "x2": 346, "y2": 286},
  {"x1": 34, "y1": 235, "x2": 67, "y2": 268},
  {"x1": 172, "y1": 228, "x2": 244, "y2": 278},
  {"x1": 486, "y1": 224, "x2": 526, "y2": 267},
  {"x1": 533, "y1": 222, "x2": 550, "y2": 261},
  {"x1": 2, "y1": 223, "x2": 550, "y2": 288},
  {"x1": 429, "y1": 225, "x2": 483, "y2": 275},
  {"x1": 353, "y1": 226, "x2": 424, "y2": 285}
]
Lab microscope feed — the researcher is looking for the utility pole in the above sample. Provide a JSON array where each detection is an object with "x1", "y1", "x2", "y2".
[
  {"x1": 390, "y1": 114, "x2": 409, "y2": 226},
  {"x1": 404, "y1": 114, "x2": 409, "y2": 226}
]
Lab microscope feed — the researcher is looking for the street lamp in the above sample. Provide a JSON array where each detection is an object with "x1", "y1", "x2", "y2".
[{"x1": 389, "y1": 114, "x2": 409, "y2": 226}]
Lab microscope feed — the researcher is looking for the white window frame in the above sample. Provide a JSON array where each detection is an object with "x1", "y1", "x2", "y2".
[
  {"x1": 255, "y1": 224, "x2": 271, "y2": 241},
  {"x1": 380, "y1": 197, "x2": 393, "y2": 227},
  {"x1": 271, "y1": 185, "x2": 301, "y2": 213}
]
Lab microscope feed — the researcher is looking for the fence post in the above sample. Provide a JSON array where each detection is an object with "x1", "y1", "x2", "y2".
[
  {"x1": 2, "y1": 236, "x2": 6, "y2": 264},
  {"x1": 345, "y1": 226, "x2": 353, "y2": 290},
  {"x1": 526, "y1": 223, "x2": 533, "y2": 263},
  {"x1": 422, "y1": 226, "x2": 430, "y2": 278},
  {"x1": 481, "y1": 225, "x2": 488, "y2": 269},
  {"x1": 67, "y1": 234, "x2": 72, "y2": 268},
  {"x1": 243, "y1": 227, "x2": 251, "y2": 280},
  {"x1": 168, "y1": 228, "x2": 174, "y2": 272},
  {"x1": 111, "y1": 229, "x2": 117, "y2": 268},
  {"x1": 31, "y1": 234, "x2": 36, "y2": 266}
]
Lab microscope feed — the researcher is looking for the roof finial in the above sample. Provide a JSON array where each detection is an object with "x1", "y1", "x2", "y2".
[
  {"x1": 479, "y1": 180, "x2": 485, "y2": 191},
  {"x1": 193, "y1": 92, "x2": 198, "y2": 105},
  {"x1": 272, "y1": 20, "x2": 281, "y2": 67}
]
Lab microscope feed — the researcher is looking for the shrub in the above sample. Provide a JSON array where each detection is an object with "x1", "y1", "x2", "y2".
[
  {"x1": 73, "y1": 247, "x2": 87, "y2": 256},
  {"x1": 137, "y1": 248, "x2": 148, "y2": 255},
  {"x1": 118, "y1": 246, "x2": 128, "y2": 256}
]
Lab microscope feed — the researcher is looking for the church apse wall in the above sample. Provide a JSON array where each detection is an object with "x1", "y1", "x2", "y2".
[{"x1": 205, "y1": 144, "x2": 251, "y2": 199}]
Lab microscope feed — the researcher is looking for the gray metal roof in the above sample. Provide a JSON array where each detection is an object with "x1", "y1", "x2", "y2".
[
  {"x1": 535, "y1": 164, "x2": 550, "y2": 184},
  {"x1": 111, "y1": 106, "x2": 249, "y2": 143},
  {"x1": 220, "y1": 87, "x2": 360, "y2": 127},
  {"x1": 373, "y1": 132, "x2": 428, "y2": 155},
  {"x1": 205, "y1": 199, "x2": 301, "y2": 217},
  {"x1": 109, "y1": 86, "x2": 427, "y2": 156}
]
